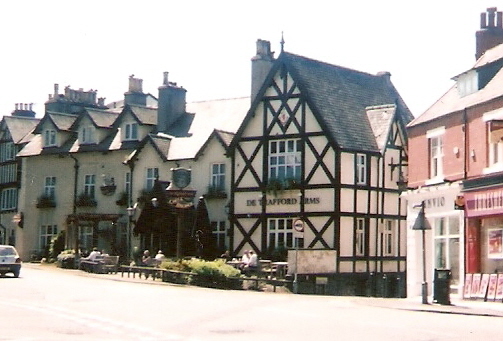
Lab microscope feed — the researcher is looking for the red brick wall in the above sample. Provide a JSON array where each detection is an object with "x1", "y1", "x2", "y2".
[{"x1": 407, "y1": 97, "x2": 503, "y2": 188}]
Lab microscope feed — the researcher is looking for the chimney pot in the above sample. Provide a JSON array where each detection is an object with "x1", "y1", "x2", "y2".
[
  {"x1": 488, "y1": 7, "x2": 497, "y2": 27},
  {"x1": 15, "y1": 103, "x2": 18, "y2": 110},
  {"x1": 497, "y1": 12, "x2": 502, "y2": 28},
  {"x1": 481, "y1": 12, "x2": 487, "y2": 28},
  {"x1": 163, "y1": 72, "x2": 169, "y2": 85},
  {"x1": 29, "y1": 103, "x2": 33, "y2": 111},
  {"x1": 54, "y1": 83, "x2": 59, "y2": 96}
]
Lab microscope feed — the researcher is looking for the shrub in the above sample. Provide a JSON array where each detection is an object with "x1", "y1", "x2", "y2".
[
  {"x1": 159, "y1": 258, "x2": 242, "y2": 289},
  {"x1": 56, "y1": 249, "x2": 76, "y2": 268}
]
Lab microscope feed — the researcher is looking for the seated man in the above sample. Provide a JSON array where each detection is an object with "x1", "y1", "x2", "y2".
[
  {"x1": 142, "y1": 250, "x2": 154, "y2": 266},
  {"x1": 79, "y1": 247, "x2": 101, "y2": 272},
  {"x1": 243, "y1": 250, "x2": 258, "y2": 275}
]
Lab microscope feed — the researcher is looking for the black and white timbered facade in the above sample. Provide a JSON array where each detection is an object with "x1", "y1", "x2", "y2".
[{"x1": 229, "y1": 42, "x2": 413, "y2": 295}]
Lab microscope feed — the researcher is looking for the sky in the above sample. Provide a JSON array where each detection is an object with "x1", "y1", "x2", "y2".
[{"x1": 0, "y1": 1, "x2": 501, "y2": 119}]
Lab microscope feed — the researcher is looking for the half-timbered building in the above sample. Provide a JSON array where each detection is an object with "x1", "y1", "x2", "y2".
[{"x1": 229, "y1": 40, "x2": 413, "y2": 295}]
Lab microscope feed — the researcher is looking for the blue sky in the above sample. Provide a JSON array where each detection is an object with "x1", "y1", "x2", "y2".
[{"x1": 0, "y1": 1, "x2": 500, "y2": 119}]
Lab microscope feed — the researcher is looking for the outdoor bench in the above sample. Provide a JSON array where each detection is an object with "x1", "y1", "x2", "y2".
[{"x1": 80, "y1": 255, "x2": 120, "y2": 274}]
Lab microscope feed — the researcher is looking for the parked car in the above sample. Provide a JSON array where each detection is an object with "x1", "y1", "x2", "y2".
[{"x1": 0, "y1": 245, "x2": 22, "y2": 278}]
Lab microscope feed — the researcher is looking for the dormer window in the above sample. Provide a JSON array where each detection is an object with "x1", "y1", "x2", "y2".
[
  {"x1": 124, "y1": 122, "x2": 138, "y2": 141},
  {"x1": 457, "y1": 70, "x2": 478, "y2": 97},
  {"x1": 43, "y1": 129, "x2": 57, "y2": 147},
  {"x1": 80, "y1": 125, "x2": 95, "y2": 144}
]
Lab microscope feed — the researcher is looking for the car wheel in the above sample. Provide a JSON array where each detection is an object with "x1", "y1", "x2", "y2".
[{"x1": 13, "y1": 270, "x2": 19, "y2": 278}]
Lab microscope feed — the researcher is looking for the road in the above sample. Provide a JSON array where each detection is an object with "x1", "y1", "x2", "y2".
[{"x1": 0, "y1": 264, "x2": 501, "y2": 341}]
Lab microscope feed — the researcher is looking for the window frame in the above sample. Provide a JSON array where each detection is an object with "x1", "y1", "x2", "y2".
[
  {"x1": 124, "y1": 122, "x2": 139, "y2": 141},
  {"x1": 0, "y1": 188, "x2": 17, "y2": 210},
  {"x1": 355, "y1": 218, "x2": 366, "y2": 256},
  {"x1": 268, "y1": 218, "x2": 295, "y2": 249},
  {"x1": 211, "y1": 163, "x2": 225, "y2": 191},
  {"x1": 44, "y1": 176, "x2": 56, "y2": 199},
  {"x1": 84, "y1": 174, "x2": 96, "y2": 198},
  {"x1": 145, "y1": 167, "x2": 159, "y2": 190},
  {"x1": 40, "y1": 224, "x2": 58, "y2": 251},
  {"x1": 268, "y1": 139, "x2": 301, "y2": 182},
  {"x1": 80, "y1": 125, "x2": 96, "y2": 144},
  {"x1": 355, "y1": 153, "x2": 367, "y2": 185},
  {"x1": 44, "y1": 129, "x2": 57, "y2": 147},
  {"x1": 211, "y1": 221, "x2": 227, "y2": 252},
  {"x1": 382, "y1": 219, "x2": 395, "y2": 256}
]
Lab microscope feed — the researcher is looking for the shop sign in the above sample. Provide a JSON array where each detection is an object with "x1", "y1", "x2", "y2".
[
  {"x1": 464, "y1": 188, "x2": 503, "y2": 217},
  {"x1": 246, "y1": 197, "x2": 320, "y2": 206}
]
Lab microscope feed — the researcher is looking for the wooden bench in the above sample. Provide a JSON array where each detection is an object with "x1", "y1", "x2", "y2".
[
  {"x1": 120, "y1": 265, "x2": 166, "y2": 280},
  {"x1": 238, "y1": 276, "x2": 293, "y2": 292},
  {"x1": 101, "y1": 256, "x2": 120, "y2": 274}
]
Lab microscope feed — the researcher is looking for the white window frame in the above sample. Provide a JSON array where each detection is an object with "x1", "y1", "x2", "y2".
[
  {"x1": 124, "y1": 122, "x2": 139, "y2": 141},
  {"x1": 433, "y1": 216, "x2": 461, "y2": 286},
  {"x1": 426, "y1": 127, "x2": 445, "y2": 184},
  {"x1": 0, "y1": 142, "x2": 16, "y2": 162},
  {"x1": 145, "y1": 167, "x2": 158, "y2": 190},
  {"x1": 268, "y1": 218, "x2": 294, "y2": 248},
  {"x1": 80, "y1": 125, "x2": 95, "y2": 144},
  {"x1": 382, "y1": 220, "x2": 395, "y2": 256},
  {"x1": 211, "y1": 163, "x2": 225, "y2": 191},
  {"x1": 355, "y1": 218, "x2": 365, "y2": 256},
  {"x1": 84, "y1": 174, "x2": 95, "y2": 198},
  {"x1": 211, "y1": 221, "x2": 227, "y2": 252},
  {"x1": 356, "y1": 154, "x2": 367, "y2": 185},
  {"x1": 0, "y1": 164, "x2": 17, "y2": 183},
  {"x1": 44, "y1": 129, "x2": 57, "y2": 147},
  {"x1": 44, "y1": 176, "x2": 56, "y2": 199},
  {"x1": 40, "y1": 224, "x2": 58, "y2": 251},
  {"x1": 269, "y1": 139, "x2": 301, "y2": 181},
  {"x1": 1, "y1": 188, "x2": 17, "y2": 210}
]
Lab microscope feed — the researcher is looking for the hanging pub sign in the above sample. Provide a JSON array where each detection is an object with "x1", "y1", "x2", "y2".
[{"x1": 167, "y1": 167, "x2": 196, "y2": 208}]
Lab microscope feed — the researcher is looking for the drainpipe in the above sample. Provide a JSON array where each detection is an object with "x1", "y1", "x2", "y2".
[
  {"x1": 124, "y1": 157, "x2": 136, "y2": 261},
  {"x1": 68, "y1": 154, "x2": 79, "y2": 257},
  {"x1": 463, "y1": 108, "x2": 468, "y2": 179}
]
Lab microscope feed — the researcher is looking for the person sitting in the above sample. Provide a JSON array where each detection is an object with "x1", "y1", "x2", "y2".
[
  {"x1": 240, "y1": 250, "x2": 250, "y2": 271},
  {"x1": 154, "y1": 250, "x2": 166, "y2": 266},
  {"x1": 79, "y1": 247, "x2": 101, "y2": 272},
  {"x1": 220, "y1": 250, "x2": 231, "y2": 262},
  {"x1": 142, "y1": 250, "x2": 154, "y2": 267},
  {"x1": 88, "y1": 247, "x2": 101, "y2": 261},
  {"x1": 243, "y1": 250, "x2": 258, "y2": 275}
]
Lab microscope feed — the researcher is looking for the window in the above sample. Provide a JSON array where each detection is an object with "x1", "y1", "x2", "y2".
[
  {"x1": 488, "y1": 122, "x2": 503, "y2": 169},
  {"x1": 145, "y1": 168, "x2": 158, "y2": 190},
  {"x1": 211, "y1": 163, "x2": 225, "y2": 191},
  {"x1": 44, "y1": 176, "x2": 56, "y2": 199},
  {"x1": 1, "y1": 188, "x2": 17, "y2": 210},
  {"x1": 80, "y1": 125, "x2": 95, "y2": 144},
  {"x1": 84, "y1": 174, "x2": 95, "y2": 198},
  {"x1": 382, "y1": 220, "x2": 395, "y2": 256},
  {"x1": 0, "y1": 142, "x2": 16, "y2": 162},
  {"x1": 79, "y1": 225, "x2": 93, "y2": 250},
  {"x1": 211, "y1": 221, "x2": 227, "y2": 252},
  {"x1": 43, "y1": 129, "x2": 57, "y2": 147},
  {"x1": 0, "y1": 164, "x2": 17, "y2": 184},
  {"x1": 269, "y1": 139, "x2": 301, "y2": 181},
  {"x1": 434, "y1": 216, "x2": 460, "y2": 286},
  {"x1": 355, "y1": 218, "x2": 365, "y2": 256},
  {"x1": 40, "y1": 225, "x2": 58, "y2": 251},
  {"x1": 429, "y1": 136, "x2": 443, "y2": 178},
  {"x1": 124, "y1": 122, "x2": 138, "y2": 141},
  {"x1": 356, "y1": 154, "x2": 367, "y2": 185},
  {"x1": 268, "y1": 218, "x2": 294, "y2": 248},
  {"x1": 457, "y1": 71, "x2": 478, "y2": 97}
]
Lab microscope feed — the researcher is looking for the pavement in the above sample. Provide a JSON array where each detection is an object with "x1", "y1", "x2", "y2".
[{"x1": 25, "y1": 262, "x2": 503, "y2": 318}]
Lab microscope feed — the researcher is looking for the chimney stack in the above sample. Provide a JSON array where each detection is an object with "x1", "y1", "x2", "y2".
[
  {"x1": 124, "y1": 74, "x2": 147, "y2": 106},
  {"x1": 251, "y1": 39, "x2": 275, "y2": 101},
  {"x1": 157, "y1": 72, "x2": 187, "y2": 134},
  {"x1": 476, "y1": 7, "x2": 503, "y2": 60},
  {"x1": 11, "y1": 102, "x2": 36, "y2": 117}
]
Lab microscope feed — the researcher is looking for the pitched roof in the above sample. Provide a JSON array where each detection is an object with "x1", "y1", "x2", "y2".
[
  {"x1": 129, "y1": 105, "x2": 157, "y2": 125},
  {"x1": 86, "y1": 108, "x2": 119, "y2": 128},
  {"x1": 3, "y1": 116, "x2": 39, "y2": 144},
  {"x1": 33, "y1": 112, "x2": 78, "y2": 134},
  {"x1": 409, "y1": 43, "x2": 503, "y2": 128},
  {"x1": 244, "y1": 52, "x2": 413, "y2": 152},
  {"x1": 366, "y1": 104, "x2": 396, "y2": 152}
]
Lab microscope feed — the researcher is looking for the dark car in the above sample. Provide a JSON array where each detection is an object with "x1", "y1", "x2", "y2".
[{"x1": 0, "y1": 245, "x2": 22, "y2": 278}]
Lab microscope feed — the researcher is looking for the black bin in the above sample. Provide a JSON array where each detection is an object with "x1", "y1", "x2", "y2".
[{"x1": 433, "y1": 269, "x2": 451, "y2": 305}]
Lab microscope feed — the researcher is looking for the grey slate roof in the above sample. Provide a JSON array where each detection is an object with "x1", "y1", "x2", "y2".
[
  {"x1": 86, "y1": 109, "x2": 119, "y2": 128},
  {"x1": 3, "y1": 116, "x2": 39, "y2": 144},
  {"x1": 129, "y1": 105, "x2": 157, "y2": 125},
  {"x1": 277, "y1": 52, "x2": 413, "y2": 152},
  {"x1": 33, "y1": 112, "x2": 78, "y2": 133},
  {"x1": 366, "y1": 105, "x2": 396, "y2": 152}
]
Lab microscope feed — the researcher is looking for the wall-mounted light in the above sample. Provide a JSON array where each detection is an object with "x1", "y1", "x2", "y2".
[
  {"x1": 453, "y1": 147, "x2": 460, "y2": 157},
  {"x1": 470, "y1": 149, "x2": 476, "y2": 160}
]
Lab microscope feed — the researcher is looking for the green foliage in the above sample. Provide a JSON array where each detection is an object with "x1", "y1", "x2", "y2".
[{"x1": 159, "y1": 258, "x2": 242, "y2": 289}]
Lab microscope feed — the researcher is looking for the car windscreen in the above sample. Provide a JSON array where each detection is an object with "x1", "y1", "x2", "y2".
[{"x1": 0, "y1": 247, "x2": 17, "y2": 256}]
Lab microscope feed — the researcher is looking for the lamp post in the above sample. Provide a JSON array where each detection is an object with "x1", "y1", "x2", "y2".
[
  {"x1": 412, "y1": 201, "x2": 431, "y2": 304},
  {"x1": 126, "y1": 205, "x2": 137, "y2": 262}
]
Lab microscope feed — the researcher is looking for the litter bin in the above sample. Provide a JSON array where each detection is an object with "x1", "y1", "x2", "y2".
[{"x1": 433, "y1": 269, "x2": 451, "y2": 305}]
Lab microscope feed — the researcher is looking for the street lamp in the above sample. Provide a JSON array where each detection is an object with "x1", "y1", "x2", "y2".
[
  {"x1": 412, "y1": 201, "x2": 431, "y2": 304},
  {"x1": 126, "y1": 203, "x2": 137, "y2": 261}
]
